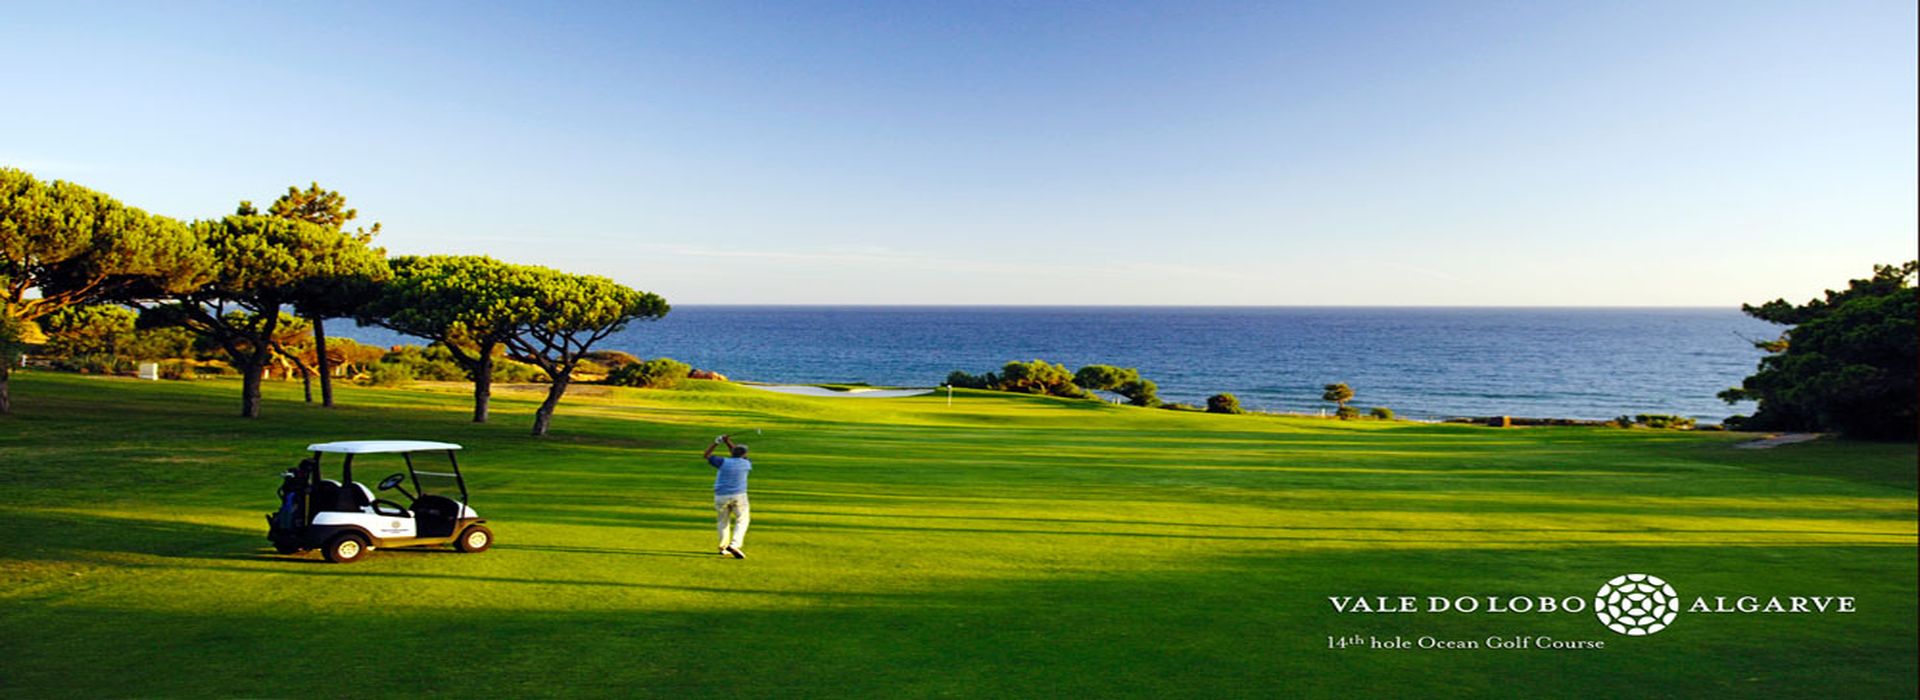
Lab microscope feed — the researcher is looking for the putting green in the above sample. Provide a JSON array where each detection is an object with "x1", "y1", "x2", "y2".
[{"x1": 1, "y1": 372, "x2": 1913, "y2": 698}]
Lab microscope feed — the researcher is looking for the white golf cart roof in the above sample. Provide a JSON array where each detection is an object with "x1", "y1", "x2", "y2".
[{"x1": 306, "y1": 440, "x2": 463, "y2": 454}]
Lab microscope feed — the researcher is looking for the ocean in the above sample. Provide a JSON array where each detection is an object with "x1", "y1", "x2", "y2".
[{"x1": 337, "y1": 306, "x2": 1777, "y2": 421}]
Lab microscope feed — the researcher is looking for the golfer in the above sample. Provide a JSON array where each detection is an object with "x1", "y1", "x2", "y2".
[{"x1": 703, "y1": 434, "x2": 752, "y2": 559}]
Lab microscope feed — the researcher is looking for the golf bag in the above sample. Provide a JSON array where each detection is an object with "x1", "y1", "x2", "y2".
[{"x1": 272, "y1": 458, "x2": 317, "y2": 530}]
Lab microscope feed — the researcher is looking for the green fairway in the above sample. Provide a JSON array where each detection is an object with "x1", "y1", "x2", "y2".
[{"x1": 1, "y1": 372, "x2": 1914, "y2": 698}]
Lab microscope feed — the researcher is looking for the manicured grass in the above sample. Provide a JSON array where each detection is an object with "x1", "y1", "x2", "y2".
[{"x1": 1, "y1": 372, "x2": 1914, "y2": 698}]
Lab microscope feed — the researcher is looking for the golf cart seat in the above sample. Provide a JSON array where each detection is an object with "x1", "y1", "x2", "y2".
[
  {"x1": 311, "y1": 479, "x2": 375, "y2": 513},
  {"x1": 345, "y1": 482, "x2": 375, "y2": 511}
]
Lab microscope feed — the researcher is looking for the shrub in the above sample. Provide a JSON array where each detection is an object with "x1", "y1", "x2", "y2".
[
  {"x1": 1335, "y1": 405, "x2": 1361, "y2": 420},
  {"x1": 369, "y1": 343, "x2": 547, "y2": 383},
  {"x1": 606, "y1": 357, "x2": 692, "y2": 389},
  {"x1": 334, "y1": 339, "x2": 389, "y2": 375},
  {"x1": 1073, "y1": 365, "x2": 1134, "y2": 392},
  {"x1": 952, "y1": 360, "x2": 1144, "y2": 400},
  {"x1": 40, "y1": 305, "x2": 136, "y2": 358},
  {"x1": 1071, "y1": 364, "x2": 1161, "y2": 406},
  {"x1": 123, "y1": 326, "x2": 199, "y2": 361},
  {"x1": 363, "y1": 362, "x2": 414, "y2": 387},
  {"x1": 1159, "y1": 402, "x2": 1204, "y2": 412},
  {"x1": 584, "y1": 350, "x2": 641, "y2": 368},
  {"x1": 994, "y1": 359, "x2": 1086, "y2": 398},
  {"x1": 493, "y1": 357, "x2": 547, "y2": 383},
  {"x1": 945, "y1": 370, "x2": 993, "y2": 389},
  {"x1": 54, "y1": 353, "x2": 127, "y2": 375},
  {"x1": 377, "y1": 345, "x2": 466, "y2": 382},
  {"x1": 1369, "y1": 407, "x2": 1394, "y2": 420},
  {"x1": 1116, "y1": 378, "x2": 1161, "y2": 407},
  {"x1": 1206, "y1": 393, "x2": 1243, "y2": 414},
  {"x1": 159, "y1": 359, "x2": 193, "y2": 380},
  {"x1": 1633, "y1": 414, "x2": 1696, "y2": 430}
]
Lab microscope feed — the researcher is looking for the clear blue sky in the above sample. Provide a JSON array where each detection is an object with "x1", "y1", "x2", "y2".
[{"x1": 4, "y1": 1, "x2": 1914, "y2": 305}]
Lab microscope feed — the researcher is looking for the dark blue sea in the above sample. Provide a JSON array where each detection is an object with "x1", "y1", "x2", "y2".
[{"x1": 341, "y1": 307, "x2": 1776, "y2": 421}]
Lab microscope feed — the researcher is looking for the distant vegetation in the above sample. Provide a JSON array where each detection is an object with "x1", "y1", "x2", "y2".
[
  {"x1": 1616, "y1": 414, "x2": 1697, "y2": 430},
  {"x1": 23, "y1": 303, "x2": 699, "y2": 397},
  {"x1": 1072, "y1": 364, "x2": 1161, "y2": 407},
  {"x1": 23, "y1": 306, "x2": 550, "y2": 390},
  {"x1": 0, "y1": 168, "x2": 670, "y2": 435},
  {"x1": 945, "y1": 362, "x2": 1405, "y2": 420},
  {"x1": 370, "y1": 343, "x2": 545, "y2": 385},
  {"x1": 947, "y1": 360, "x2": 1166, "y2": 405},
  {"x1": 946, "y1": 360, "x2": 1087, "y2": 399},
  {"x1": 1321, "y1": 382, "x2": 1393, "y2": 420},
  {"x1": 1721, "y1": 261, "x2": 1917, "y2": 440},
  {"x1": 1205, "y1": 393, "x2": 1243, "y2": 414},
  {"x1": 1321, "y1": 383, "x2": 1354, "y2": 414},
  {"x1": 606, "y1": 357, "x2": 693, "y2": 389},
  {"x1": 360, "y1": 252, "x2": 667, "y2": 434}
]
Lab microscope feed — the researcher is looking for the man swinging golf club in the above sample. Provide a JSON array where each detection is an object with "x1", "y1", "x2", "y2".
[{"x1": 703, "y1": 434, "x2": 752, "y2": 559}]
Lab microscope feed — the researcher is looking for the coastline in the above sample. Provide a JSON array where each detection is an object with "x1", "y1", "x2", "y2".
[{"x1": 330, "y1": 306, "x2": 1772, "y2": 422}]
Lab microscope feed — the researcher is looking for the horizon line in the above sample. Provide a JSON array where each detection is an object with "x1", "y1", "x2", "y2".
[{"x1": 663, "y1": 303, "x2": 1749, "y2": 310}]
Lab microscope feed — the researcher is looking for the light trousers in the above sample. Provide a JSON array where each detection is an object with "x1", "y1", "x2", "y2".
[{"x1": 715, "y1": 493, "x2": 750, "y2": 548}]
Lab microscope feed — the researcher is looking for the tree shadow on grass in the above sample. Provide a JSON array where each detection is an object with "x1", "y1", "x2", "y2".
[
  {"x1": 6, "y1": 504, "x2": 1909, "y2": 581},
  {"x1": 493, "y1": 542, "x2": 714, "y2": 559},
  {"x1": 475, "y1": 499, "x2": 1916, "y2": 548},
  {"x1": 772, "y1": 508, "x2": 1919, "y2": 540},
  {"x1": 0, "y1": 508, "x2": 261, "y2": 563},
  {"x1": 534, "y1": 433, "x2": 679, "y2": 450},
  {"x1": 2, "y1": 543, "x2": 1913, "y2": 699},
  {"x1": 123, "y1": 558, "x2": 915, "y2": 601},
  {"x1": 772, "y1": 517, "x2": 1911, "y2": 548}
]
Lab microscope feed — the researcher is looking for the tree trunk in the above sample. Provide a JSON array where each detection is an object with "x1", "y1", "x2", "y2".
[
  {"x1": 0, "y1": 361, "x2": 12, "y2": 415},
  {"x1": 473, "y1": 354, "x2": 493, "y2": 423},
  {"x1": 241, "y1": 364, "x2": 264, "y2": 418},
  {"x1": 301, "y1": 370, "x2": 313, "y2": 403},
  {"x1": 530, "y1": 371, "x2": 570, "y2": 437},
  {"x1": 313, "y1": 315, "x2": 335, "y2": 407}
]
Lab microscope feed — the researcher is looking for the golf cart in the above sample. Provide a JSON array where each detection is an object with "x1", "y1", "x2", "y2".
[{"x1": 266, "y1": 440, "x2": 493, "y2": 563}]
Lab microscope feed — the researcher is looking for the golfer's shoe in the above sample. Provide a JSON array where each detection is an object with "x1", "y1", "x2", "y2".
[
  {"x1": 725, "y1": 546, "x2": 746, "y2": 559},
  {"x1": 718, "y1": 546, "x2": 730, "y2": 556}
]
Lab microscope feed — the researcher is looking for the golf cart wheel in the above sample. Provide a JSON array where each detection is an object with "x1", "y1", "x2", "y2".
[
  {"x1": 272, "y1": 542, "x2": 305, "y2": 555},
  {"x1": 455, "y1": 525, "x2": 493, "y2": 553},
  {"x1": 323, "y1": 533, "x2": 369, "y2": 564}
]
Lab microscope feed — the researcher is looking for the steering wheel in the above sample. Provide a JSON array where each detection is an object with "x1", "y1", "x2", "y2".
[
  {"x1": 372, "y1": 499, "x2": 411, "y2": 517},
  {"x1": 377, "y1": 473, "x2": 417, "y2": 502}
]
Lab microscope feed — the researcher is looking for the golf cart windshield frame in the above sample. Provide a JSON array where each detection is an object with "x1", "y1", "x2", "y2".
[{"x1": 402, "y1": 450, "x2": 469, "y2": 504}]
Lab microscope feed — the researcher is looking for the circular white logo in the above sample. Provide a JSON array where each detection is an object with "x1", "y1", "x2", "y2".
[{"x1": 1596, "y1": 574, "x2": 1678, "y2": 636}]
